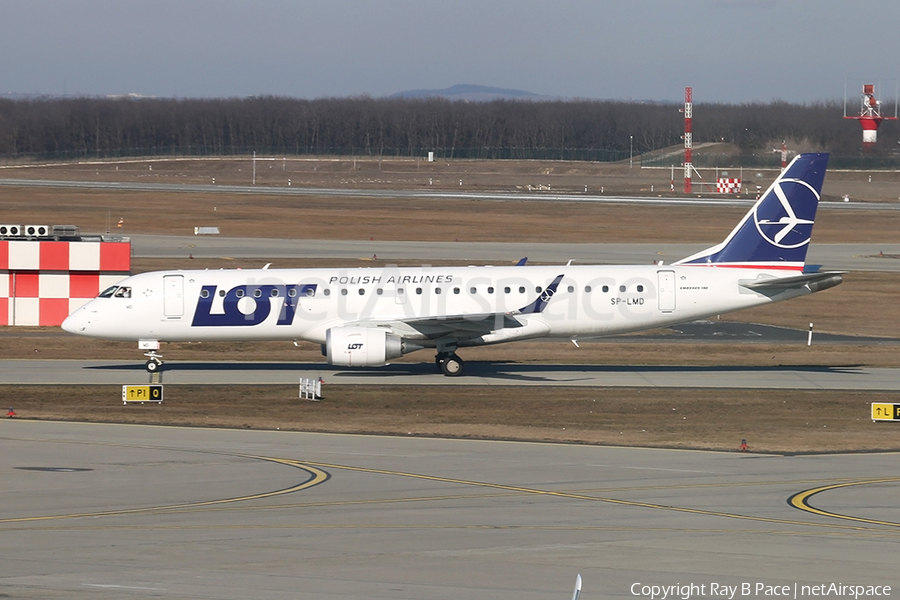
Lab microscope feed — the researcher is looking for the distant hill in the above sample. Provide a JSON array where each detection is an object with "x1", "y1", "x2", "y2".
[{"x1": 389, "y1": 84, "x2": 555, "y2": 102}]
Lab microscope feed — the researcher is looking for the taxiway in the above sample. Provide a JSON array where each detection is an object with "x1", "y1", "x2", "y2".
[
  {"x1": 3, "y1": 358, "x2": 899, "y2": 390},
  {"x1": 2, "y1": 420, "x2": 897, "y2": 600}
]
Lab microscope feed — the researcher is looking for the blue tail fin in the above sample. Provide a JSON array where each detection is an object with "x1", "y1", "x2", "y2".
[{"x1": 674, "y1": 153, "x2": 829, "y2": 271}]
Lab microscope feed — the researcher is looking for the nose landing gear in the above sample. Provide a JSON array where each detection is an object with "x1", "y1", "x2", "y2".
[{"x1": 144, "y1": 351, "x2": 164, "y2": 372}]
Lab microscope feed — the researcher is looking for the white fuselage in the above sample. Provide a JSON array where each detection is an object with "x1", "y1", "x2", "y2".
[{"x1": 62, "y1": 263, "x2": 801, "y2": 347}]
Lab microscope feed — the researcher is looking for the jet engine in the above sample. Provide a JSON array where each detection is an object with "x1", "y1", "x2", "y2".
[{"x1": 324, "y1": 326, "x2": 404, "y2": 367}]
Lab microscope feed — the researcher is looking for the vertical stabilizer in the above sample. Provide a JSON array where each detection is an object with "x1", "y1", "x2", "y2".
[{"x1": 674, "y1": 153, "x2": 828, "y2": 271}]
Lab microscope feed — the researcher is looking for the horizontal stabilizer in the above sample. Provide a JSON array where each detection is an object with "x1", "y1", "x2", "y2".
[{"x1": 740, "y1": 271, "x2": 843, "y2": 293}]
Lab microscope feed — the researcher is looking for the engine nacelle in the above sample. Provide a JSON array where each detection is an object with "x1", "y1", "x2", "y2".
[{"x1": 325, "y1": 326, "x2": 403, "y2": 367}]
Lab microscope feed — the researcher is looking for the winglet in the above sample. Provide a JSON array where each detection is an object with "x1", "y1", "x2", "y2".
[
  {"x1": 572, "y1": 574, "x2": 582, "y2": 600},
  {"x1": 518, "y1": 274, "x2": 564, "y2": 314}
]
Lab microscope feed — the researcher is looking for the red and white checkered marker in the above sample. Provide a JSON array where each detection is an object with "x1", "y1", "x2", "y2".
[
  {"x1": 716, "y1": 178, "x2": 742, "y2": 194},
  {"x1": 1, "y1": 240, "x2": 130, "y2": 326}
]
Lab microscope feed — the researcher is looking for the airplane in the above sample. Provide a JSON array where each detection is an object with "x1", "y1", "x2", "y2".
[{"x1": 62, "y1": 153, "x2": 842, "y2": 377}]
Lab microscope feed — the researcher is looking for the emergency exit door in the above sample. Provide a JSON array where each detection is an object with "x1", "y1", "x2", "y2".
[
  {"x1": 657, "y1": 270, "x2": 676, "y2": 312},
  {"x1": 164, "y1": 275, "x2": 184, "y2": 317}
]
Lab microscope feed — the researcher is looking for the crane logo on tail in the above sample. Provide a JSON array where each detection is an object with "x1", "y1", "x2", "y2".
[{"x1": 753, "y1": 179, "x2": 818, "y2": 249}]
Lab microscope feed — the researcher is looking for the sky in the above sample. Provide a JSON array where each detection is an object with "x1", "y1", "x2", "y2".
[{"x1": 2, "y1": 0, "x2": 899, "y2": 104}]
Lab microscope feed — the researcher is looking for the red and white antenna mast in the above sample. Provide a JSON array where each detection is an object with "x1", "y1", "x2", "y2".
[
  {"x1": 844, "y1": 83, "x2": 898, "y2": 150},
  {"x1": 683, "y1": 87, "x2": 692, "y2": 193}
]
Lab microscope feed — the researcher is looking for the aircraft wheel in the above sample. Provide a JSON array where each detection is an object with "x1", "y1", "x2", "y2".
[
  {"x1": 145, "y1": 359, "x2": 161, "y2": 373},
  {"x1": 440, "y1": 354, "x2": 464, "y2": 377}
]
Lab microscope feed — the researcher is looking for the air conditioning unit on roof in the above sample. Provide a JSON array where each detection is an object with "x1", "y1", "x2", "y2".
[{"x1": 24, "y1": 224, "x2": 51, "y2": 237}]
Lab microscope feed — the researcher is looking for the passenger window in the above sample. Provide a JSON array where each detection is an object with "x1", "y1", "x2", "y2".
[
  {"x1": 637, "y1": 285, "x2": 644, "y2": 292},
  {"x1": 219, "y1": 289, "x2": 226, "y2": 297},
  {"x1": 504, "y1": 287, "x2": 510, "y2": 294},
  {"x1": 324, "y1": 289, "x2": 331, "y2": 296},
  {"x1": 602, "y1": 285, "x2": 609, "y2": 293},
  {"x1": 470, "y1": 287, "x2": 477, "y2": 294},
  {"x1": 358, "y1": 289, "x2": 365, "y2": 295},
  {"x1": 416, "y1": 287, "x2": 423, "y2": 295},
  {"x1": 340, "y1": 289, "x2": 348, "y2": 296},
  {"x1": 270, "y1": 289, "x2": 279, "y2": 297},
  {"x1": 535, "y1": 286, "x2": 542, "y2": 293},
  {"x1": 200, "y1": 289, "x2": 210, "y2": 299},
  {"x1": 376, "y1": 288, "x2": 383, "y2": 295},
  {"x1": 253, "y1": 289, "x2": 262, "y2": 298},
  {"x1": 288, "y1": 288, "x2": 297, "y2": 297},
  {"x1": 619, "y1": 285, "x2": 626, "y2": 292},
  {"x1": 435, "y1": 287, "x2": 442, "y2": 294},
  {"x1": 585, "y1": 286, "x2": 592, "y2": 293},
  {"x1": 487, "y1": 286, "x2": 494, "y2": 294},
  {"x1": 453, "y1": 287, "x2": 460, "y2": 294},
  {"x1": 518, "y1": 286, "x2": 525, "y2": 293},
  {"x1": 567, "y1": 286, "x2": 574, "y2": 293},
  {"x1": 236, "y1": 289, "x2": 245, "y2": 298}
]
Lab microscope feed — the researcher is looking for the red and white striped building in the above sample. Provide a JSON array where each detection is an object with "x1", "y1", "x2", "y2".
[{"x1": 1, "y1": 238, "x2": 131, "y2": 326}]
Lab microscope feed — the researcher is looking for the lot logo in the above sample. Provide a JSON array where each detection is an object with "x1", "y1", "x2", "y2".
[
  {"x1": 754, "y1": 179, "x2": 817, "y2": 249},
  {"x1": 192, "y1": 284, "x2": 317, "y2": 327}
]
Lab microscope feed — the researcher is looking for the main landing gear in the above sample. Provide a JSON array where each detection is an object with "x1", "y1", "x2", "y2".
[
  {"x1": 435, "y1": 352, "x2": 464, "y2": 377},
  {"x1": 144, "y1": 351, "x2": 164, "y2": 373}
]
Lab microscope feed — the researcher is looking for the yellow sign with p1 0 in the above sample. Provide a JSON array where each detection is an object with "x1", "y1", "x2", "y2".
[{"x1": 122, "y1": 385, "x2": 163, "y2": 404}]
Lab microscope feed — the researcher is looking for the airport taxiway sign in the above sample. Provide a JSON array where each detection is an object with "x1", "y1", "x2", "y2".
[
  {"x1": 871, "y1": 403, "x2": 900, "y2": 421},
  {"x1": 122, "y1": 385, "x2": 163, "y2": 404}
]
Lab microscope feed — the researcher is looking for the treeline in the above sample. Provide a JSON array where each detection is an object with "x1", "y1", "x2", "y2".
[{"x1": 0, "y1": 95, "x2": 895, "y2": 162}]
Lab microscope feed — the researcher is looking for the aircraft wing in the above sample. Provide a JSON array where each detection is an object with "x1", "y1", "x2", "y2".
[
  {"x1": 388, "y1": 312, "x2": 528, "y2": 338},
  {"x1": 740, "y1": 271, "x2": 844, "y2": 294},
  {"x1": 346, "y1": 274, "x2": 564, "y2": 340}
]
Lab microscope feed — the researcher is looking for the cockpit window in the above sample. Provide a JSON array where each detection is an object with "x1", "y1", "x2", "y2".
[
  {"x1": 114, "y1": 287, "x2": 132, "y2": 298},
  {"x1": 98, "y1": 286, "x2": 118, "y2": 298}
]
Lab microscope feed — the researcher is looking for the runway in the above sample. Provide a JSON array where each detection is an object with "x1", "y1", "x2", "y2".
[
  {"x1": 129, "y1": 235, "x2": 900, "y2": 273},
  {"x1": 4, "y1": 176, "x2": 900, "y2": 211},
  {"x1": 2, "y1": 420, "x2": 897, "y2": 600}
]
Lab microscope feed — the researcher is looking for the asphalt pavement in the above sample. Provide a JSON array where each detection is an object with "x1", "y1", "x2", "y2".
[{"x1": 3, "y1": 420, "x2": 898, "y2": 600}]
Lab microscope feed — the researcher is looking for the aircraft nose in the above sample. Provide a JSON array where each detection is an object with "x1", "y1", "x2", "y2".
[{"x1": 61, "y1": 307, "x2": 89, "y2": 334}]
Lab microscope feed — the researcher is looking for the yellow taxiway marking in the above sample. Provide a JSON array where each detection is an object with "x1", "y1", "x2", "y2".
[
  {"x1": 0, "y1": 454, "x2": 328, "y2": 524},
  {"x1": 789, "y1": 477, "x2": 900, "y2": 528},
  {"x1": 5, "y1": 438, "x2": 899, "y2": 533},
  {"x1": 300, "y1": 461, "x2": 900, "y2": 533}
]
